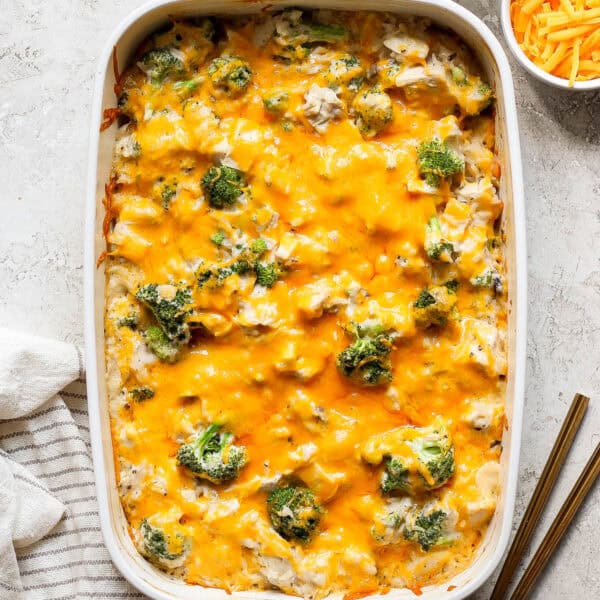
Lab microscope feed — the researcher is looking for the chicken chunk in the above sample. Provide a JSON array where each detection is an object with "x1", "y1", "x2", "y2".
[{"x1": 302, "y1": 84, "x2": 344, "y2": 133}]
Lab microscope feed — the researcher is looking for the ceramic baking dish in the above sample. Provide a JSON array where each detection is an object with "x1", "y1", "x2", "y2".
[{"x1": 84, "y1": 1, "x2": 527, "y2": 598}]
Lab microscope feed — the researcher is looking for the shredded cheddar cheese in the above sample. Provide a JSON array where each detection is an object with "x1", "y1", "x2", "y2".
[
  {"x1": 103, "y1": 9, "x2": 507, "y2": 598},
  {"x1": 511, "y1": 0, "x2": 600, "y2": 85}
]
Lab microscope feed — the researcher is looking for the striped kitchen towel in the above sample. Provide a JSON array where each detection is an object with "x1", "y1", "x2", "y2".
[{"x1": 0, "y1": 328, "x2": 146, "y2": 600}]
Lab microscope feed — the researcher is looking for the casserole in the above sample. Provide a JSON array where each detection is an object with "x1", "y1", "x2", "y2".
[{"x1": 84, "y1": 1, "x2": 527, "y2": 599}]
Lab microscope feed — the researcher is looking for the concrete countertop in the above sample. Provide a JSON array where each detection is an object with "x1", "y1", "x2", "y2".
[{"x1": 0, "y1": 0, "x2": 598, "y2": 597}]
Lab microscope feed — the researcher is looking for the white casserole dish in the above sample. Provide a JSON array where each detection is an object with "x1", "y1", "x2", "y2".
[{"x1": 84, "y1": 1, "x2": 527, "y2": 598}]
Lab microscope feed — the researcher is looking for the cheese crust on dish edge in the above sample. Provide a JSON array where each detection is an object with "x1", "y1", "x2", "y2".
[{"x1": 102, "y1": 9, "x2": 507, "y2": 598}]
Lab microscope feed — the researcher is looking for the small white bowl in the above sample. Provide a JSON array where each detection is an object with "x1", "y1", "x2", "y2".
[{"x1": 500, "y1": 0, "x2": 600, "y2": 91}]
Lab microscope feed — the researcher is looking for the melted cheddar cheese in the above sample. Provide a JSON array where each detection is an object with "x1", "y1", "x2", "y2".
[{"x1": 103, "y1": 10, "x2": 506, "y2": 598}]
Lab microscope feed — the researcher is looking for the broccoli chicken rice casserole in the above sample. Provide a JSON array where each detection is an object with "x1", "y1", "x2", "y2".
[{"x1": 103, "y1": 9, "x2": 507, "y2": 598}]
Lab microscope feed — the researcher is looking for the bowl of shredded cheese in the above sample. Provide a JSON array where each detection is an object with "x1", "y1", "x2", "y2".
[{"x1": 501, "y1": 0, "x2": 600, "y2": 89}]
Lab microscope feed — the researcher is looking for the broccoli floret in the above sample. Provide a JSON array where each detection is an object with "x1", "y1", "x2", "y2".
[
  {"x1": 151, "y1": 19, "x2": 215, "y2": 74},
  {"x1": 472, "y1": 82, "x2": 494, "y2": 113},
  {"x1": 404, "y1": 505, "x2": 453, "y2": 551},
  {"x1": 277, "y1": 12, "x2": 348, "y2": 45},
  {"x1": 414, "y1": 289, "x2": 436, "y2": 309},
  {"x1": 197, "y1": 255, "x2": 253, "y2": 288},
  {"x1": 478, "y1": 82, "x2": 492, "y2": 96},
  {"x1": 304, "y1": 22, "x2": 348, "y2": 43},
  {"x1": 135, "y1": 284, "x2": 192, "y2": 344},
  {"x1": 201, "y1": 165, "x2": 247, "y2": 209},
  {"x1": 267, "y1": 485, "x2": 323, "y2": 542},
  {"x1": 417, "y1": 139, "x2": 464, "y2": 187},
  {"x1": 371, "y1": 498, "x2": 455, "y2": 551},
  {"x1": 377, "y1": 59, "x2": 402, "y2": 88},
  {"x1": 144, "y1": 326, "x2": 180, "y2": 363},
  {"x1": 139, "y1": 519, "x2": 187, "y2": 565},
  {"x1": 424, "y1": 216, "x2": 455, "y2": 262},
  {"x1": 161, "y1": 183, "x2": 177, "y2": 210},
  {"x1": 208, "y1": 56, "x2": 252, "y2": 95},
  {"x1": 210, "y1": 230, "x2": 227, "y2": 245},
  {"x1": 198, "y1": 266, "x2": 228, "y2": 288},
  {"x1": 327, "y1": 54, "x2": 364, "y2": 91},
  {"x1": 451, "y1": 66, "x2": 468, "y2": 86},
  {"x1": 263, "y1": 90, "x2": 290, "y2": 116},
  {"x1": 117, "y1": 90, "x2": 134, "y2": 120},
  {"x1": 352, "y1": 85, "x2": 393, "y2": 138},
  {"x1": 173, "y1": 79, "x2": 199, "y2": 98},
  {"x1": 381, "y1": 458, "x2": 409, "y2": 494},
  {"x1": 336, "y1": 322, "x2": 393, "y2": 386},
  {"x1": 191, "y1": 17, "x2": 215, "y2": 41},
  {"x1": 272, "y1": 10, "x2": 348, "y2": 61},
  {"x1": 198, "y1": 251, "x2": 281, "y2": 289},
  {"x1": 251, "y1": 238, "x2": 268, "y2": 255},
  {"x1": 413, "y1": 285, "x2": 457, "y2": 328},
  {"x1": 444, "y1": 279, "x2": 459, "y2": 294},
  {"x1": 255, "y1": 261, "x2": 281, "y2": 287},
  {"x1": 348, "y1": 76, "x2": 364, "y2": 92},
  {"x1": 117, "y1": 312, "x2": 138, "y2": 329},
  {"x1": 470, "y1": 268, "x2": 503, "y2": 295},
  {"x1": 129, "y1": 386, "x2": 155, "y2": 401},
  {"x1": 231, "y1": 258, "x2": 253, "y2": 275},
  {"x1": 363, "y1": 420, "x2": 455, "y2": 495},
  {"x1": 340, "y1": 55, "x2": 359, "y2": 67},
  {"x1": 139, "y1": 48, "x2": 184, "y2": 85},
  {"x1": 177, "y1": 424, "x2": 247, "y2": 484}
]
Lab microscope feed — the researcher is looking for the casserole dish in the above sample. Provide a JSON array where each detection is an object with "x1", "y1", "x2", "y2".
[{"x1": 84, "y1": 1, "x2": 527, "y2": 599}]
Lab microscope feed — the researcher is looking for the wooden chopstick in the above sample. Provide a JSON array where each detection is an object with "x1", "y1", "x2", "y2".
[
  {"x1": 490, "y1": 393, "x2": 589, "y2": 600},
  {"x1": 510, "y1": 441, "x2": 600, "y2": 599}
]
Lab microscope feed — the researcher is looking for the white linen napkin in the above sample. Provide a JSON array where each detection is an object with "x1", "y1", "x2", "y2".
[{"x1": 0, "y1": 328, "x2": 146, "y2": 600}]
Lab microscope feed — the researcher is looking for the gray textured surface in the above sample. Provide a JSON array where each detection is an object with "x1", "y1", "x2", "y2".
[{"x1": 0, "y1": 0, "x2": 598, "y2": 598}]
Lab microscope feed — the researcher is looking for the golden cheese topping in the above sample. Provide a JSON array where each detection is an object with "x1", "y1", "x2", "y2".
[{"x1": 103, "y1": 9, "x2": 506, "y2": 598}]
